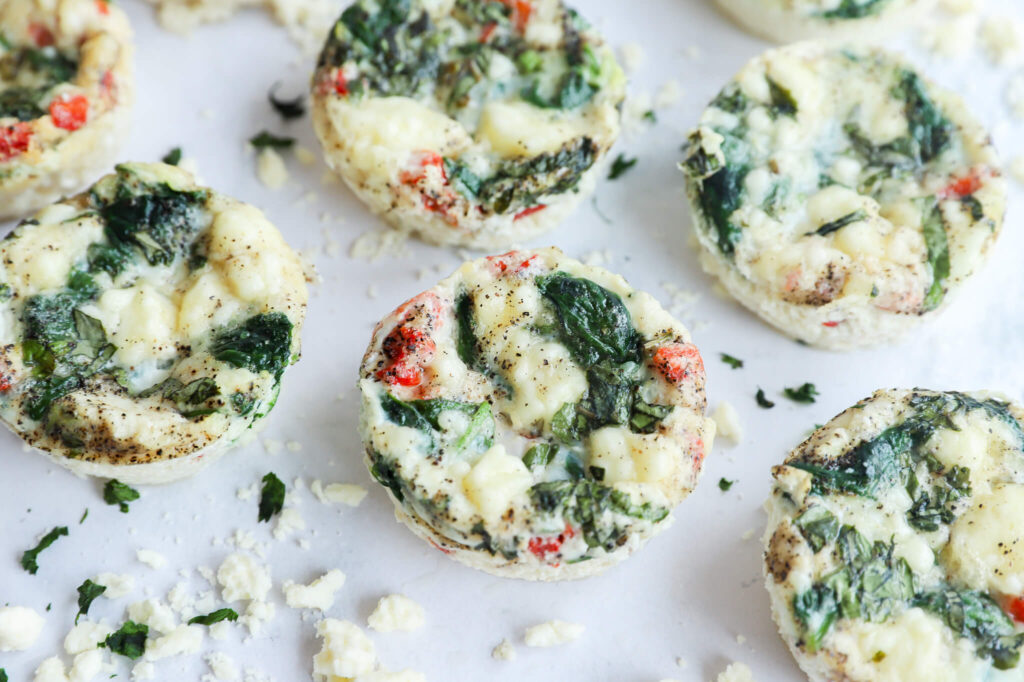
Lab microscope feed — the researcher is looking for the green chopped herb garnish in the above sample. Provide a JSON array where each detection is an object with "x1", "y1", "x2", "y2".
[
  {"x1": 608, "y1": 154, "x2": 637, "y2": 180},
  {"x1": 718, "y1": 477, "x2": 735, "y2": 491},
  {"x1": 258, "y1": 472, "x2": 285, "y2": 522},
  {"x1": 720, "y1": 353, "x2": 743, "y2": 369},
  {"x1": 102, "y1": 621, "x2": 148, "y2": 659},
  {"x1": 268, "y1": 83, "x2": 306, "y2": 120},
  {"x1": 755, "y1": 389, "x2": 775, "y2": 409},
  {"x1": 76, "y1": 579, "x2": 106, "y2": 624},
  {"x1": 784, "y1": 383, "x2": 819, "y2": 404},
  {"x1": 188, "y1": 608, "x2": 239, "y2": 626},
  {"x1": 103, "y1": 479, "x2": 140, "y2": 513},
  {"x1": 249, "y1": 131, "x2": 295, "y2": 149},
  {"x1": 21, "y1": 526, "x2": 69, "y2": 574},
  {"x1": 161, "y1": 147, "x2": 182, "y2": 166}
]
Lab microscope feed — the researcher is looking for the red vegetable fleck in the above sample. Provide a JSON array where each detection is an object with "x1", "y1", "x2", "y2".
[
  {"x1": 485, "y1": 250, "x2": 537, "y2": 274},
  {"x1": 513, "y1": 204, "x2": 546, "y2": 221},
  {"x1": 479, "y1": 22, "x2": 497, "y2": 42},
  {"x1": 497, "y1": 0, "x2": 532, "y2": 32},
  {"x1": 28, "y1": 23, "x2": 54, "y2": 47},
  {"x1": 49, "y1": 94, "x2": 89, "y2": 131},
  {"x1": 651, "y1": 343, "x2": 704, "y2": 385},
  {"x1": 0, "y1": 375, "x2": 11, "y2": 392},
  {"x1": 377, "y1": 325, "x2": 437, "y2": 387},
  {"x1": 528, "y1": 523, "x2": 575, "y2": 560},
  {"x1": 334, "y1": 69, "x2": 349, "y2": 96},
  {"x1": 95, "y1": 0, "x2": 109, "y2": 14},
  {"x1": 940, "y1": 173, "x2": 982, "y2": 199},
  {"x1": 0, "y1": 123, "x2": 33, "y2": 162},
  {"x1": 399, "y1": 150, "x2": 444, "y2": 185},
  {"x1": 822, "y1": 320, "x2": 840, "y2": 328},
  {"x1": 1007, "y1": 597, "x2": 1024, "y2": 623}
]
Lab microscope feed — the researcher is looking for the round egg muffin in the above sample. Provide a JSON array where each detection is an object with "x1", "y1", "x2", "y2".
[
  {"x1": 311, "y1": 0, "x2": 625, "y2": 250},
  {"x1": 680, "y1": 43, "x2": 1005, "y2": 350},
  {"x1": 765, "y1": 389, "x2": 1024, "y2": 682},
  {"x1": 0, "y1": 163, "x2": 308, "y2": 484},
  {"x1": 714, "y1": 0, "x2": 935, "y2": 44},
  {"x1": 0, "y1": 0, "x2": 134, "y2": 221},
  {"x1": 359, "y1": 248, "x2": 714, "y2": 580}
]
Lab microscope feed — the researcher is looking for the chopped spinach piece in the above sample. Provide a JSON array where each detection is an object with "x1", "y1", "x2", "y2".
[
  {"x1": 920, "y1": 200, "x2": 949, "y2": 312},
  {"x1": 258, "y1": 472, "x2": 286, "y2": 522},
  {"x1": 522, "y1": 67, "x2": 596, "y2": 110},
  {"x1": 629, "y1": 397, "x2": 673, "y2": 434},
  {"x1": 167, "y1": 377, "x2": 219, "y2": 407},
  {"x1": 453, "y1": 401, "x2": 495, "y2": 454},
  {"x1": 23, "y1": 47, "x2": 77, "y2": 83},
  {"x1": 249, "y1": 131, "x2": 295, "y2": 149},
  {"x1": 523, "y1": 443, "x2": 558, "y2": 470},
  {"x1": 379, "y1": 393, "x2": 493, "y2": 453},
  {"x1": 211, "y1": 313, "x2": 293, "y2": 380},
  {"x1": 718, "y1": 477, "x2": 735, "y2": 492},
  {"x1": 906, "y1": 464, "x2": 971, "y2": 531},
  {"x1": 767, "y1": 77, "x2": 797, "y2": 118},
  {"x1": 710, "y1": 85, "x2": 750, "y2": 115},
  {"x1": 76, "y1": 579, "x2": 106, "y2": 624},
  {"x1": 0, "y1": 667, "x2": 6, "y2": 682},
  {"x1": 642, "y1": 110, "x2": 657, "y2": 123},
  {"x1": 792, "y1": 425, "x2": 908, "y2": 499},
  {"x1": 794, "y1": 506, "x2": 840, "y2": 553},
  {"x1": 21, "y1": 526, "x2": 69, "y2": 574},
  {"x1": 268, "y1": 83, "x2": 306, "y2": 119},
  {"x1": 454, "y1": 292, "x2": 481, "y2": 370},
  {"x1": 79, "y1": 508, "x2": 88, "y2": 524},
  {"x1": 755, "y1": 389, "x2": 775, "y2": 408},
  {"x1": 103, "y1": 479, "x2": 140, "y2": 513},
  {"x1": 915, "y1": 586, "x2": 1024, "y2": 669},
  {"x1": 720, "y1": 353, "x2": 743, "y2": 369},
  {"x1": 444, "y1": 159, "x2": 482, "y2": 200},
  {"x1": 783, "y1": 383, "x2": 819, "y2": 404},
  {"x1": 814, "y1": 210, "x2": 867, "y2": 237},
  {"x1": 161, "y1": 147, "x2": 182, "y2": 166},
  {"x1": 694, "y1": 132, "x2": 750, "y2": 256},
  {"x1": 188, "y1": 608, "x2": 239, "y2": 626},
  {"x1": 368, "y1": 454, "x2": 405, "y2": 503},
  {"x1": 0, "y1": 86, "x2": 45, "y2": 121},
  {"x1": 102, "y1": 621, "x2": 148, "y2": 659},
  {"x1": 819, "y1": 0, "x2": 888, "y2": 18},
  {"x1": 608, "y1": 154, "x2": 637, "y2": 180},
  {"x1": 894, "y1": 69, "x2": 953, "y2": 165}
]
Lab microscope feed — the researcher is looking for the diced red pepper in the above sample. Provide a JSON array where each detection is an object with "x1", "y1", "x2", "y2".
[
  {"x1": 49, "y1": 94, "x2": 89, "y2": 131},
  {"x1": 939, "y1": 173, "x2": 982, "y2": 199},
  {"x1": 376, "y1": 325, "x2": 437, "y2": 387},
  {"x1": 101, "y1": 70, "x2": 115, "y2": 94},
  {"x1": 822, "y1": 320, "x2": 840, "y2": 328},
  {"x1": 0, "y1": 123, "x2": 33, "y2": 162},
  {"x1": 479, "y1": 22, "x2": 497, "y2": 43},
  {"x1": 485, "y1": 251, "x2": 537, "y2": 274},
  {"x1": 528, "y1": 523, "x2": 575, "y2": 559},
  {"x1": 513, "y1": 204, "x2": 546, "y2": 221},
  {"x1": 335, "y1": 69, "x2": 349, "y2": 96},
  {"x1": 28, "y1": 23, "x2": 54, "y2": 47},
  {"x1": 651, "y1": 343, "x2": 704, "y2": 385},
  {"x1": 0, "y1": 375, "x2": 11, "y2": 392},
  {"x1": 399, "y1": 150, "x2": 444, "y2": 185},
  {"x1": 1007, "y1": 596, "x2": 1024, "y2": 623},
  {"x1": 95, "y1": 0, "x2": 110, "y2": 15}
]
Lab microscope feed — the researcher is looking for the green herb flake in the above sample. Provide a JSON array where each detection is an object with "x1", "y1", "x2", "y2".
[
  {"x1": 268, "y1": 84, "x2": 306, "y2": 120},
  {"x1": 79, "y1": 508, "x2": 88, "y2": 524},
  {"x1": 814, "y1": 209, "x2": 867, "y2": 237},
  {"x1": 258, "y1": 473, "x2": 286, "y2": 523},
  {"x1": 249, "y1": 131, "x2": 295, "y2": 149},
  {"x1": 188, "y1": 608, "x2": 239, "y2": 626},
  {"x1": 103, "y1": 479, "x2": 140, "y2": 513},
  {"x1": 0, "y1": 667, "x2": 7, "y2": 682},
  {"x1": 720, "y1": 353, "x2": 744, "y2": 369},
  {"x1": 76, "y1": 579, "x2": 106, "y2": 624},
  {"x1": 642, "y1": 110, "x2": 657, "y2": 123},
  {"x1": 718, "y1": 477, "x2": 735, "y2": 492},
  {"x1": 755, "y1": 388, "x2": 775, "y2": 409},
  {"x1": 102, "y1": 621, "x2": 148, "y2": 659},
  {"x1": 21, "y1": 526, "x2": 69, "y2": 574},
  {"x1": 161, "y1": 147, "x2": 182, "y2": 166},
  {"x1": 783, "y1": 383, "x2": 819, "y2": 404},
  {"x1": 608, "y1": 154, "x2": 637, "y2": 180}
]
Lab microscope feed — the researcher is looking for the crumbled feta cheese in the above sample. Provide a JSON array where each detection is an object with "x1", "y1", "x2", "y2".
[
  {"x1": 256, "y1": 148, "x2": 288, "y2": 189},
  {"x1": 136, "y1": 549, "x2": 167, "y2": 569},
  {"x1": 33, "y1": 656, "x2": 68, "y2": 682},
  {"x1": 980, "y1": 16, "x2": 1022, "y2": 65},
  {"x1": 273, "y1": 507, "x2": 306, "y2": 541},
  {"x1": 143, "y1": 624, "x2": 204, "y2": 661},
  {"x1": 0, "y1": 605, "x2": 45, "y2": 651},
  {"x1": 921, "y1": 14, "x2": 978, "y2": 57},
  {"x1": 64, "y1": 620, "x2": 113, "y2": 654},
  {"x1": 741, "y1": 528, "x2": 755, "y2": 541},
  {"x1": 131, "y1": 660, "x2": 155, "y2": 680},
  {"x1": 523, "y1": 620, "x2": 585, "y2": 647},
  {"x1": 295, "y1": 146, "x2": 317, "y2": 165},
  {"x1": 313, "y1": 619, "x2": 377, "y2": 680},
  {"x1": 283, "y1": 570, "x2": 346, "y2": 611},
  {"x1": 209, "y1": 621, "x2": 232, "y2": 641},
  {"x1": 711, "y1": 401, "x2": 743, "y2": 445},
  {"x1": 127, "y1": 599, "x2": 177, "y2": 635},
  {"x1": 654, "y1": 79, "x2": 683, "y2": 108},
  {"x1": 350, "y1": 228, "x2": 410, "y2": 263},
  {"x1": 715, "y1": 662, "x2": 754, "y2": 682},
  {"x1": 68, "y1": 649, "x2": 105, "y2": 682},
  {"x1": 940, "y1": 0, "x2": 977, "y2": 12},
  {"x1": 241, "y1": 601, "x2": 276, "y2": 637},
  {"x1": 262, "y1": 439, "x2": 283, "y2": 455},
  {"x1": 204, "y1": 651, "x2": 239, "y2": 680},
  {"x1": 367, "y1": 595, "x2": 425, "y2": 633},
  {"x1": 286, "y1": 440, "x2": 303, "y2": 453},
  {"x1": 619, "y1": 42, "x2": 645, "y2": 73},
  {"x1": 237, "y1": 483, "x2": 259, "y2": 501},
  {"x1": 217, "y1": 553, "x2": 272, "y2": 602},
  {"x1": 94, "y1": 572, "x2": 135, "y2": 599},
  {"x1": 491, "y1": 638, "x2": 516, "y2": 661},
  {"x1": 622, "y1": 90, "x2": 653, "y2": 135},
  {"x1": 311, "y1": 480, "x2": 369, "y2": 507}
]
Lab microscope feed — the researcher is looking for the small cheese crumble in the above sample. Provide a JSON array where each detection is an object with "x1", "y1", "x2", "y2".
[
  {"x1": 283, "y1": 570, "x2": 346, "y2": 611},
  {"x1": 980, "y1": 16, "x2": 1023, "y2": 65},
  {"x1": 217, "y1": 553, "x2": 272, "y2": 602},
  {"x1": 236, "y1": 483, "x2": 259, "y2": 501},
  {"x1": 313, "y1": 619, "x2": 377, "y2": 680},
  {"x1": 350, "y1": 228, "x2": 411, "y2": 263},
  {"x1": 921, "y1": 14, "x2": 978, "y2": 57},
  {"x1": 64, "y1": 620, "x2": 113, "y2": 655},
  {"x1": 0, "y1": 605, "x2": 45, "y2": 651},
  {"x1": 286, "y1": 440, "x2": 303, "y2": 453},
  {"x1": 295, "y1": 146, "x2": 317, "y2": 166},
  {"x1": 241, "y1": 600, "x2": 276, "y2": 637},
  {"x1": 654, "y1": 79, "x2": 683, "y2": 108},
  {"x1": 367, "y1": 595, "x2": 425, "y2": 633},
  {"x1": 311, "y1": 480, "x2": 369, "y2": 507},
  {"x1": 619, "y1": 42, "x2": 645, "y2": 73},
  {"x1": 711, "y1": 401, "x2": 743, "y2": 445},
  {"x1": 137, "y1": 549, "x2": 168, "y2": 569},
  {"x1": 128, "y1": 599, "x2": 177, "y2": 635},
  {"x1": 491, "y1": 638, "x2": 516, "y2": 661},
  {"x1": 204, "y1": 651, "x2": 239, "y2": 681},
  {"x1": 262, "y1": 439, "x2": 283, "y2": 455},
  {"x1": 256, "y1": 148, "x2": 289, "y2": 189},
  {"x1": 143, "y1": 624, "x2": 204, "y2": 661},
  {"x1": 940, "y1": 0, "x2": 977, "y2": 12},
  {"x1": 523, "y1": 620, "x2": 585, "y2": 647},
  {"x1": 716, "y1": 662, "x2": 754, "y2": 682},
  {"x1": 34, "y1": 656, "x2": 69, "y2": 682},
  {"x1": 273, "y1": 507, "x2": 306, "y2": 541}
]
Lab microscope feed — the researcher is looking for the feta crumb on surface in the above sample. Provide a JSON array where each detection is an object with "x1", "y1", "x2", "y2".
[
  {"x1": 33, "y1": 656, "x2": 67, "y2": 682},
  {"x1": 715, "y1": 662, "x2": 754, "y2": 682},
  {"x1": 295, "y1": 146, "x2": 317, "y2": 165},
  {"x1": 311, "y1": 480, "x2": 369, "y2": 507},
  {"x1": 283, "y1": 570, "x2": 346, "y2": 611},
  {"x1": 350, "y1": 228, "x2": 411, "y2": 262},
  {"x1": 711, "y1": 401, "x2": 743, "y2": 445},
  {"x1": 209, "y1": 621, "x2": 232, "y2": 641},
  {"x1": 203, "y1": 651, "x2": 239, "y2": 680},
  {"x1": 217, "y1": 552, "x2": 272, "y2": 602},
  {"x1": 236, "y1": 483, "x2": 259, "y2": 501},
  {"x1": 0, "y1": 605, "x2": 45, "y2": 651},
  {"x1": 654, "y1": 79, "x2": 683, "y2": 108},
  {"x1": 1010, "y1": 155, "x2": 1024, "y2": 184},
  {"x1": 241, "y1": 600, "x2": 276, "y2": 637},
  {"x1": 64, "y1": 620, "x2": 113, "y2": 654},
  {"x1": 491, "y1": 638, "x2": 516, "y2": 661},
  {"x1": 127, "y1": 599, "x2": 177, "y2": 636},
  {"x1": 256, "y1": 148, "x2": 289, "y2": 189},
  {"x1": 262, "y1": 439, "x2": 283, "y2": 455},
  {"x1": 367, "y1": 595, "x2": 425, "y2": 633},
  {"x1": 273, "y1": 507, "x2": 307, "y2": 541},
  {"x1": 921, "y1": 14, "x2": 978, "y2": 57},
  {"x1": 286, "y1": 440, "x2": 303, "y2": 453},
  {"x1": 523, "y1": 620, "x2": 585, "y2": 647},
  {"x1": 313, "y1": 619, "x2": 377, "y2": 680},
  {"x1": 136, "y1": 548, "x2": 168, "y2": 569},
  {"x1": 980, "y1": 16, "x2": 1023, "y2": 65},
  {"x1": 619, "y1": 42, "x2": 645, "y2": 73},
  {"x1": 143, "y1": 624, "x2": 204, "y2": 661},
  {"x1": 741, "y1": 528, "x2": 755, "y2": 541}
]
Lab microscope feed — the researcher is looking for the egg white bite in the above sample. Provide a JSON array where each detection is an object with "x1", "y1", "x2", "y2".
[
  {"x1": 311, "y1": 0, "x2": 625, "y2": 250},
  {"x1": 358, "y1": 248, "x2": 715, "y2": 580},
  {"x1": 0, "y1": 0, "x2": 134, "y2": 221},
  {"x1": 714, "y1": 0, "x2": 935, "y2": 43},
  {"x1": 0, "y1": 162, "x2": 308, "y2": 484},
  {"x1": 765, "y1": 388, "x2": 1024, "y2": 681},
  {"x1": 680, "y1": 43, "x2": 1005, "y2": 350}
]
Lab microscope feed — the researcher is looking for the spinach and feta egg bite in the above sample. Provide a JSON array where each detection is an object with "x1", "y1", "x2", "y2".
[
  {"x1": 359, "y1": 248, "x2": 714, "y2": 580},
  {"x1": 311, "y1": 0, "x2": 625, "y2": 250},
  {"x1": 0, "y1": 0, "x2": 134, "y2": 221},
  {"x1": 714, "y1": 0, "x2": 935, "y2": 43},
  {"x1": 0, "y1": 162, "x2": 308, "y2": 484},
  {"x1": 681, "y1": 43, "x2": 1005, "y2": 350},
  {"x1": 765, "y1": 389, "x2": 1024, "y2": 682}
]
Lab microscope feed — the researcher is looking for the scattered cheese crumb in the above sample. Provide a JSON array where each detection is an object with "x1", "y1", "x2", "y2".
[
  {"x1": 209, "y1": 622, "x2": 232, "y2": 641},
  {"x1": 128, "y1": 599, "x2": 177, "y2": 636},
  {"x1": 241, "y1": 600, "x2": 276, "y2": 637},
  {"x1": 741, "y1": 528, "x2": 755, "y2": 541},
  {"x1": 136, "y1": 549, "x2": 168, "y2": 569},
  {"x1": 619, "y1": 42, "x2": 645, "y2": 73},
  {"x1": 262, "y1": 439, "x2": 283, "y2": 455},
  {"x1": 367, "y1": 595, "x2": 425, "y2": 633},
  {"x1": 311, "y1": 480, "x2": 369, "y2": 507},
  {"x1": 273, "y1": 507, "x2": 307, "y2": 541},
  {"x1": 654, "y1": 79, "x2": 683, "y2": 108},
  {"x1": 295, "y1": 146, "x2": 317, "y2": 166},
  {"x1": 313, "y1": 619, "x2": 377, "y2": 680},
  {"x1": 132, "y1": 660, "x2": 156, "y2": 680},
  {"x1": 0, "y1": 605, "x2": 45, "y2": 651},
  {"x1": 980, "y1": 16, "x2": 1023, "y2": 65},
  {"x1": 237, "y1": 483, "x2": 259, "y2": 501},
  {"x1": 33, "y1": 656, "x2": 68, "y2": 682},
  {"x1": 940, "y1": 0, "x2": 976, "y2": 12},
  {"x1": 1010, "y1": 155, "x2": 1024, "y2": 184},
  {"x1": 350, "y1": 228, "x2": 411, "y2": 262},
  {"x1": 716, "y1": 662, "x2": 754, "y2": 682},
  {"x1": 143, "y1": 624, "x2": 204, "y2": 661},
  {"x1": 204, "y1": 651, "x2": 239, "y2": 680},
  {"x1": 64, "y1": 621, "x2": 113, "y2": 655},
  {"x1": 283, "y1": 570, "x2": 346, "y2": 611},
  {"x1": 921, "y1": 14, "x2": 978, "y2": 57},
  {"x1": 491, "y1": 638, "x2": 516, "y2": 661},
  {"x1": 711, "y1": 401, "x2": 743, "y2": 445},
  {"x1": 736, "y1": 634, "x2": 746, "y2": 645},
  {"x1": 256, "y1": 148, "x2": 288, "y2": 189},
  {"x1": 286, "y1": 440, "x2": 303, "y2": 453},
  {"x1": 217, "y1": 553, "x2": 272, "y2": 602},
  {"x1": 523, "y1": 620, "x2": 585, "y2": 647}
]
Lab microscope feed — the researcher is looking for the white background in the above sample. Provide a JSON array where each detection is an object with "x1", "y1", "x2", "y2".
[{"x1": 2, "y1": 0, "x2": 1024, "y2": 680}]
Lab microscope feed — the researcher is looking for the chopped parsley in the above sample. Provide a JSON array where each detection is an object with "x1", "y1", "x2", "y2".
[
  {"x1": 249, "y1": 131, "x2": 295, "y2": 149},
  {"x1": 268, "y1": 83, "x2": 306, "y2": 120},
  {"x1": 258, "y1": 473, "x2": 285, "y2": 523},
  {"x1": 76, "y1": 579, "x2": 106, "y2": 624},
  {"x1": 608, "y1": 154, "x2": 637, "y2": 180},
  {"x1": 0, "y1": 668, "x2": 6, "y2": 682},
  {"x1": 755, "y1": 388, "x2": 775, "y2": 409},
  {"x1": 720, "y1": 353, "x2": 743, "y2": 369},
  {"x1": 783, "y1": 383, "x2": 819, "y2": 404},
  {"x1": 188, "y1": 608, "x2": 239, "y2": 626},
  {"x1": 643, "y1": 110, "x2": 657, "y2": 123},
  {"x1": 718, "y1": 477, "x2": 735, "y2": 492},
  {"x1": 21, "y1": 526, "x2": 69, "y2": 574},
  {"x1": 161, "y1": 147, "x2": 182, "y2": 166},
  {"x1": 79, "y1": 508, "x2": 88, "y2": 524},
  {"x1": 102, "y1": 621, "x2": 148, "y2": 659},
  {"x1": 103, "y1": 479, "x2": 140, "y2": 513}
]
